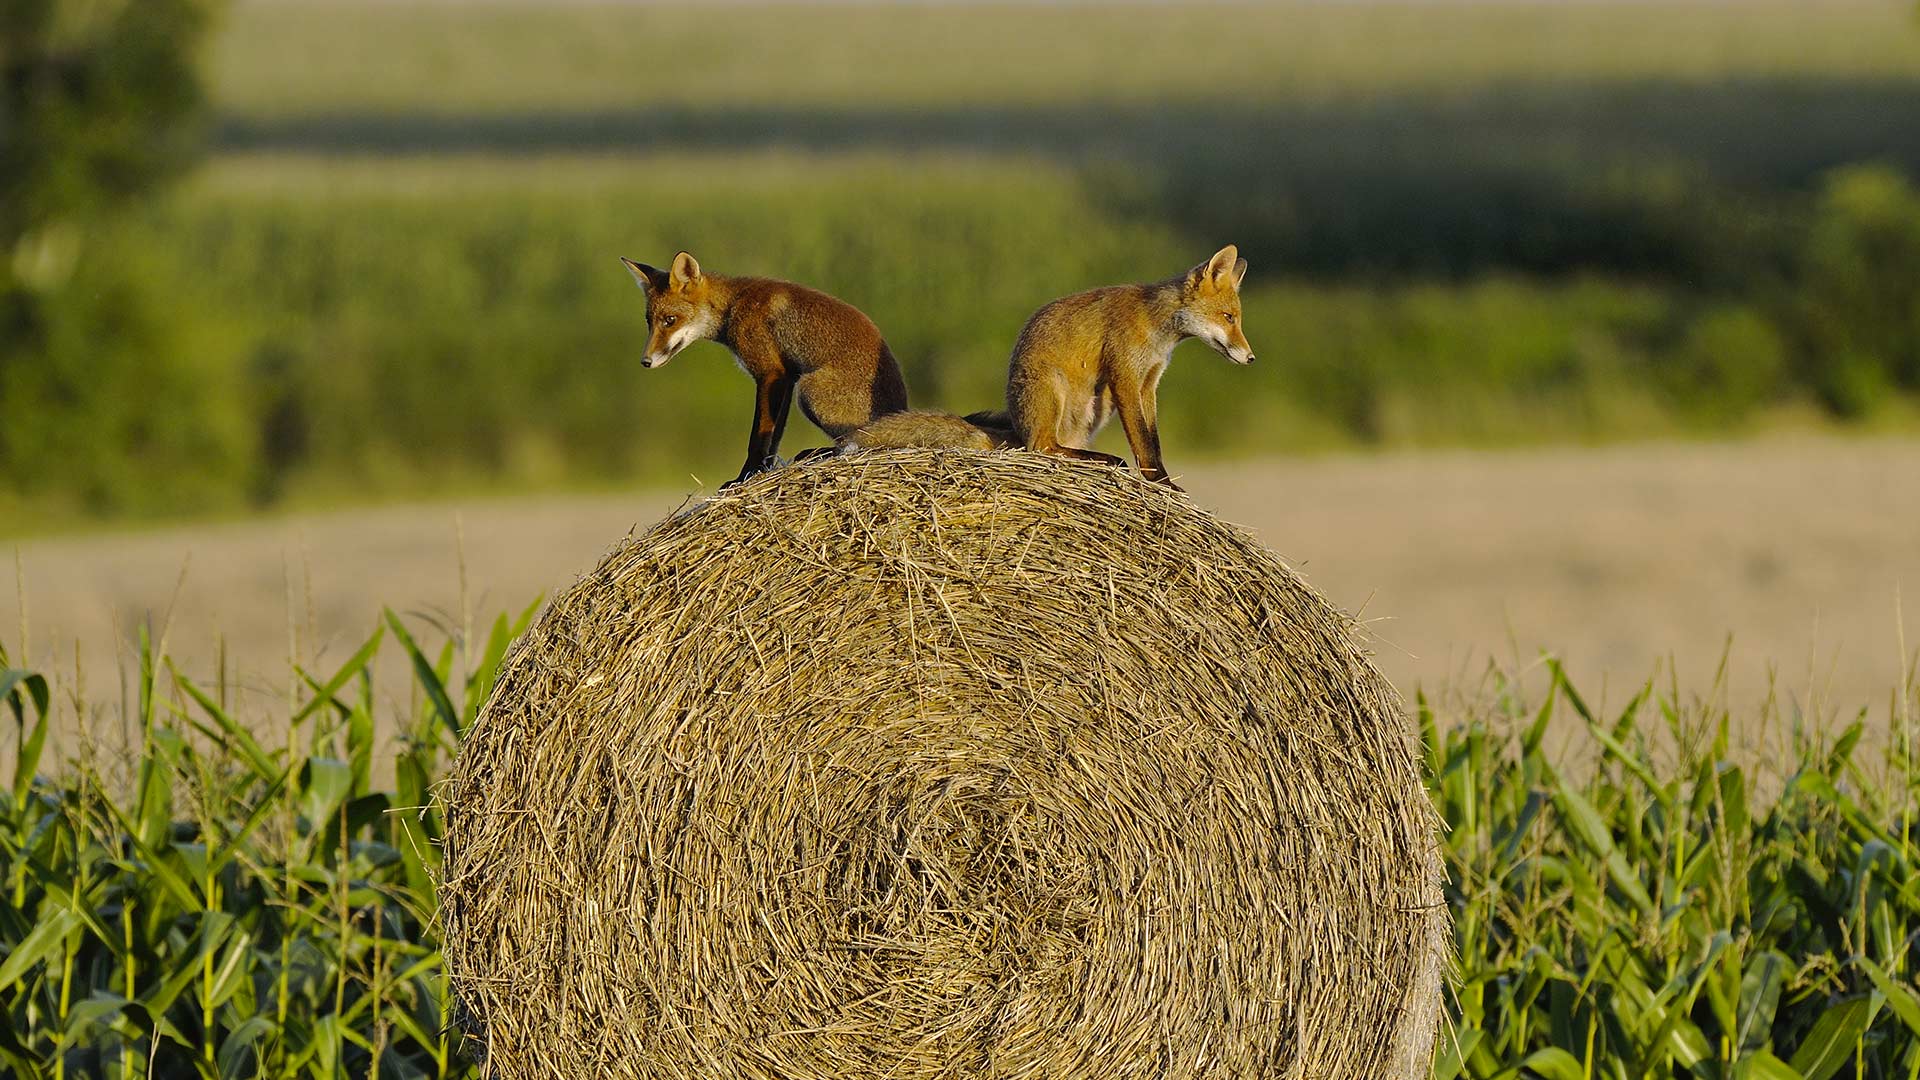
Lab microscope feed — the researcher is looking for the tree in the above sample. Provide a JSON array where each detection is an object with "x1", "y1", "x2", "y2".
[
  {"x1": 0, "y1": 0, "x2": 234, "y2": 517},
  {"x1": 1, "y1": 0, "x2": 213, "y2": 291}
]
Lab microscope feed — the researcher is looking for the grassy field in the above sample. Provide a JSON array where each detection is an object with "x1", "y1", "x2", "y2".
[
  {"x1": 208, "y1": 2, "x2": 1920, "y2": 113},
  {"x1": 6, "y1": 2, "x2": 1920, "y2": 528},
  {"x1": 3, "y1": 609, "x2": 1915, "y2": 1077}
]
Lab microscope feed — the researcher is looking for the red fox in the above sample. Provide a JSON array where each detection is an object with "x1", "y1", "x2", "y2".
[
  {"x1": 836, "y1": 409, "x2": 1017, "y2": 452},
  {"x1": 1005, "y1": 245, "x2": 1254, "y2": 491},
  {"x1": 620, "y1": 251, "x2": 910, "y2": 486}
]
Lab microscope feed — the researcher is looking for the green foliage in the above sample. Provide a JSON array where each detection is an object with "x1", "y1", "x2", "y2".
[
  {"x1": 7, "y1": 2, "x2": 1920, "y2": 525},
  {"x1": 0, "y1": 243, "x2": 252, "y2": 518},
  {"x1": 0, "y1": 0, "x2": 213, "y2": 268},
  {"x1": 0, "y1": 0, "x2": 226, "y2": 521},
  {"x1": 0, "y1": 601, "x2": 535, "y2": 1078},
  {"x1": 11, "y1": 151, "x2": 1910, "y2": 526},
  {"x1": 5, "y1": 617, "x2": 1919, "y2": 1076},
  {"x1": 1430, "y1": 660, "x2": 1920, "y2": 1076},
  {"x1": 1791, "y1": 167, "x2": 1920, "y2": 417}
]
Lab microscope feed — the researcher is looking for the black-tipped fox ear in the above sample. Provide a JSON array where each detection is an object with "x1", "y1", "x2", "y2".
[
  {"x1": 621, "y1": 257, "x2": 668, "y2": 293},
  {"x1": 669, "y1": 251, "x2": 702, "y2": 287},
  {"x1": 1231, "y1": 257, "x2": 1248, "y2": 290}
]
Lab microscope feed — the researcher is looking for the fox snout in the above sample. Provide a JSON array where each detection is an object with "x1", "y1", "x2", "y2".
[
  {"x1": 642, "y1": 326, "x2": 696, "y2": 368},
  {"x1": 1210, "y1": 330, "x2": 1256, "y2": 365}
]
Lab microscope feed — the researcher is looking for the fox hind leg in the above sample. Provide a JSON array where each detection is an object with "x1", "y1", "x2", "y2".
[{"x1": 1012, "y1": 370, "x2": 1125, "y2": 468}]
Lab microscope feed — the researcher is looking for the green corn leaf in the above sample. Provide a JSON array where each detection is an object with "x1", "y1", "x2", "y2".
[
  {"x1": 93, "y1": 797, "x2": 203, "y2": 913},
  {"x1": 169, "y1": 666, "x2": 280, "y2": 782},
  {"x1": 0, "y1": 908, "x2": 79, "y2": 987},
  {"x1": 218, "y1": 1015, "x2": 278, "y2": 1079},
  {"x1": 56, "y1": 992, "x2": 128, "y2": 1050},
  {"x1": 1550, "y1": 659, "x2": 1598, "y2": 726},
  {"x1": 349, "y1": 697, "x2": 375, "y2": 797},
  {"x1": 1718, "y1": 768, "x2": 1751, "y2": 862},
  {"x1": 208, "y1": 765, "x2": 293, "y2": 870},
  {"x1": 1, "y1": 668, "x2": 50, "y2": 725},
  {"x1": 382, "y1": 998, "x2": 445, "y2": 1070},
  {"x1": 140, "y1": 913, "x2": 237, "y2": 1018},
  {"x1": 1524, "y1": 678, "x2": 1557, "y2": 756},
  {"x1": 1495, "y1": 789, "x2": 1549, "y2": 869},
  {"x1": 1520, "y1": 1048, "x2": 1586, "y2": 1080},
  {"x1": 307, "y1": 1014, "x2": 341, "y2": 1080},
  {"x1": 1548, "y1": 765, "x2": 1657, "y2": 915},
  {"x1": 0, "y1": 1008, "x2": 47, "y2": 1080},
  {"x1": 1787, "y1": 997, "x2": 1874, "y2": 1080},
  {"x1": 465, "y1": 610, "x2": 516, "y2": 719},
  {"x1": 300, "y1": 758, "x2": 354, "y2": 835},
  {"x1": 291, "y1": 624, "x2": 386, "y2": 727},
  {"x1": 386, "y1": 609, "x2": 460, "y2": 739},
  {"x1": 203, "y1": 926, "x2": 256, "y2": 1009},
  {"x1": 1585, "y1": 718, "x2": 1664, "y2": 801},
  {"x1": 1858, "y1": 959, "x2": 1920, "y2": 1033},
  {"x1": 1735, "y1": 1051, "x2": 1804, "y2": 1080},
  {"x1": 2, "y1": 668, "x2": 50, "y2": 807},
  {"x1": 1432, "y1": 1027, "x2": 1481, "y2": 1080},
  {"x1": 1736, "y1": 951, "x2": 1789, "y2": 1054},
  {"x1": 1609, "y1": 678, "x2": 1651, "y2": 743},
  {"x1": 1825, "y1": 721, "x2": 1865, "y2": 774}
]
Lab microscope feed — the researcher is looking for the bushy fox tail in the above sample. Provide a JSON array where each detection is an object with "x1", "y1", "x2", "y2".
[{"x1": 838, "y1": 410, "x2": 1018, "y2": 452}]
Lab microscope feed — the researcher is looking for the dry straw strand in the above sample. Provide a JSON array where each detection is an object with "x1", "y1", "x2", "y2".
[{"x1": 440, "y1": 450, "x2": 1447, "y2": 1080}]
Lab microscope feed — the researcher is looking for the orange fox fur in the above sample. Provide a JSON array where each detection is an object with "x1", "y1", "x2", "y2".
[
  {"x1": 1005, "y1": 245, "x2": 1254, "y2": 490},
  {"x1": 621, "y1": 251, "x2": 909, "y2": 486}
]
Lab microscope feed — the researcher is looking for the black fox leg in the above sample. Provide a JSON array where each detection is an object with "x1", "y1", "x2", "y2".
[{"x1": 728, "y1": 375, "x2": 795, "y2": 487}]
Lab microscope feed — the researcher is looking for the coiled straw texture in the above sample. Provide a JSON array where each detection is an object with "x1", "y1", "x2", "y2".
[{"x1": 441, "y1": 450, "x2": 1447, "y2": 1080}]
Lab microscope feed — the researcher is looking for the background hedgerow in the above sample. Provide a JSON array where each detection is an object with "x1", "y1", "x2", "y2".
[{"x1": 6, "y1": 2, "x2": 1920, "y2": 528}]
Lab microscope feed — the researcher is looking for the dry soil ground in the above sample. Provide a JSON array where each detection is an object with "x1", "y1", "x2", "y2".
[{"x1": 6, "y1": 437, "x2": 1917, "y2": 752}]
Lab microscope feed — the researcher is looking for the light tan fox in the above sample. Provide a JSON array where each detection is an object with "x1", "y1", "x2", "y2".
[
  {"x1": 1006, "y1": 245, "x2": 1254, "y2": 491},
  {"x1": 620, "y1": 251, "x2": 910, "y2": 486},
  {"x1": 837, "y1": 409, "x2": 1017, "y2": 452}
]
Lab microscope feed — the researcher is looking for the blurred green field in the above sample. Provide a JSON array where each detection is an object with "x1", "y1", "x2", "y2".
[
  {"x1": 208, "y1": 2, "x2": 1920, "y2": 113},
  {"x1": 5, "y1": 1, "x2": 1920, "y2": 528}
]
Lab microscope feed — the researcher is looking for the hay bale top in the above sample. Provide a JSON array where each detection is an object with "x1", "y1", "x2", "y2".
[{"x1": 442, "y1": 450, "x2": 1445, "y2": 1080}]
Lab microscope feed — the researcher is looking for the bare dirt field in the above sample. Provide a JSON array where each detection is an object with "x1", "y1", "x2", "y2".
[{"x1": 7, "y1": 437, "x2": 1917, "y2": 748}]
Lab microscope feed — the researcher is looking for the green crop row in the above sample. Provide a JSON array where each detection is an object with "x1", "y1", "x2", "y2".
[
  {"x1": 1431, "y1": 660, "x2": 1919, "y2": 1077},
  {"x1": 4, "y1": 616, "x2": 1917, "y2": 1077}
]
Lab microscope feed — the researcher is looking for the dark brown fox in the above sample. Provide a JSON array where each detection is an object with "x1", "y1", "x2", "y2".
[{"x1": 620, "y1": 251, "x2": 909, "y2": 486}]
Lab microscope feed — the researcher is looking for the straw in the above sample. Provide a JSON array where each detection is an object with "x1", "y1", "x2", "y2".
[{"x1": 440, "y1": 450, "x2": 1447, "y2": 1080}]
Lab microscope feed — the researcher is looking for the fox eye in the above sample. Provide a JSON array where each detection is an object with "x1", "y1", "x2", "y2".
[
  {"x1": 662, "y1": 315, "x2": 678, "y2": 327},
  {"x1": 1223, "y1": 312, "x2": 1236, "y2": 323}
]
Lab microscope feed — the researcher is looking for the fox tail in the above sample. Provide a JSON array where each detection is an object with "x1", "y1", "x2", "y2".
[{"x1": 838, "y1": 410, "x2": 1018, "y2": 453}]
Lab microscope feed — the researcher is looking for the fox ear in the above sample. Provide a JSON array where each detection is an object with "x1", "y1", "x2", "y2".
[
  {"x1": 1230, "y1": 257, "x2": 1248, "y2": 290},
  {"x1": 1204, "y1": 245, "x2": 1239, "y2": 288},
  {"x1": 621, "y1": 257, "x2": 668, "y2": 293},
  {"x1": 670, "y1": 251, "x2": 702, "y2": 287}
]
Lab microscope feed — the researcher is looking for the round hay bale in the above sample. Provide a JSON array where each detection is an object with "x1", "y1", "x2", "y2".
[{"x1": 441, "y1": 451, "x2": 1448, "y2": 1080}]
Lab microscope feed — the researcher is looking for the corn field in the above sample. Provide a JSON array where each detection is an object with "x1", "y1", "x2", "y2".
[{"x1": 2, "y1": 618, "x2": 1916, "y2": 1078}]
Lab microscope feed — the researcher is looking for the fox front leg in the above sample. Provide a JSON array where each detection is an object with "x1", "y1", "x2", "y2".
[
  {"x1": 727, "y1": 374, "x2": 796, "y2": 488},
  {"x1": 1112, "y1": 372, "x2": 1181, "y2": 491}
]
